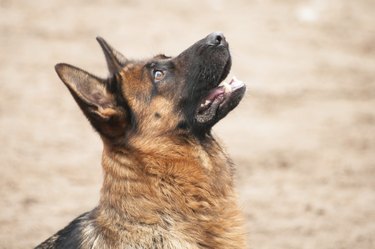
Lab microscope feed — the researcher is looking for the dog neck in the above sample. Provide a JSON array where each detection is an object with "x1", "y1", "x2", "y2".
[
  {"x1": 98, "y1": 137, "x2": 234, "y2": 220},
  {"x1": 91, "y1": 137, "x2": 245, "y2": 248}
]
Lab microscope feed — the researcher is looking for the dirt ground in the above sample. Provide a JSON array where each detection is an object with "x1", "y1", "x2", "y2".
[{"x1": 1, "y1": 0, "x2": 374, "y2": 248}]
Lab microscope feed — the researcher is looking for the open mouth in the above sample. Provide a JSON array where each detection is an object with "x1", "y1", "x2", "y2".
[{"x1": 195, "y1": 76, "x2": 246, "y2": 124}]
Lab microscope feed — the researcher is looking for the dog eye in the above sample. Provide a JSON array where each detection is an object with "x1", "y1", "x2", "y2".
[{"x1": 153, "y1": 70, "x2": 165, "y2": 82}]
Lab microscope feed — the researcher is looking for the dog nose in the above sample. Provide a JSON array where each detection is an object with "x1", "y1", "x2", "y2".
[{"x1": 206, "y1": 32, "x2": 226, "y2": 46}]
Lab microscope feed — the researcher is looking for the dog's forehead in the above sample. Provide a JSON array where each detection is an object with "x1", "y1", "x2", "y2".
[
  {"x1": 122, "y1": 62, "x2": 139, "y2": 72},
  {"x1": 153, "y1": 54, "x2": 171, "y2": 60},
  {"x1": 118, "y1": 61, "x2": 153, "y2": 95},
  {"x1": 120, "y1": 62, "x2": 149, "y2": 81},
  {"x1": 121, "y1": 55, "x2": 170, "y2": 71}
]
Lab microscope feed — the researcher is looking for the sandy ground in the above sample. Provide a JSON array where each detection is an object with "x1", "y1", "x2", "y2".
[{"x1": 1, "y1": 0, "x2": 375, "y2": 248}]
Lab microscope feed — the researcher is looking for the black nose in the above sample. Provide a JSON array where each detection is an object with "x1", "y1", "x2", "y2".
[{"x1": 206, "y1": 32, "x2": 226, "y2": 46}]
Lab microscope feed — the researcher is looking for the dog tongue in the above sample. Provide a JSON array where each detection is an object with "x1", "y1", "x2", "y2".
[
  {"x1": 207, "y1": 77, "x2": 244, "y2": 100},
  {"x1": 206, "y1": 87, "x2": 225, "y2": 101}
]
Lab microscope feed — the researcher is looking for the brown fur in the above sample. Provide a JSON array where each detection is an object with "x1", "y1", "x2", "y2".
[{"x1": 36, "y1": 33, "x2": 246, "y2": 249}]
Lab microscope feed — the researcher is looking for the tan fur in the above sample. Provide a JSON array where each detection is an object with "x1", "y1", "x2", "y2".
[
  {"x1": 94, "y1": 136, "x2": 246, "y2": 248},
  {"x1": 37, "y1": 34, "x2": 246, "y2": 249}
]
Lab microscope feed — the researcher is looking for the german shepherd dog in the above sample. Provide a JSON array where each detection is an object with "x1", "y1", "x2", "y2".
[{"x1": 36, "y1": 32, "x2": 246, "y2": 249}]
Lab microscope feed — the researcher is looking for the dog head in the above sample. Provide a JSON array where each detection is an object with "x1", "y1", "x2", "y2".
[{"x1": 55, "y1": 33, "x2": 246, "y2": 144}]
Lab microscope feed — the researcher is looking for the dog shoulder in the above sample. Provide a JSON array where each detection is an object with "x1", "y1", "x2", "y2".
[{"x1": 35, "y1": 211, "x2": 99, "y2": 249}]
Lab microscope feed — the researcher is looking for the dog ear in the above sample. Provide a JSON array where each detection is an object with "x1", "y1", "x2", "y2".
[
  {"x1": 55, "y1": 63, "x2": 126, "y2": 137},
  {"x1": 96, "y1": 37, "x2": 127, "y2": 75}
]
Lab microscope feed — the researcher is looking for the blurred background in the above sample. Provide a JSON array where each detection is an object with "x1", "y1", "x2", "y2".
[{"x1": 1, "y1": 0, "x2": 374, "y2": 248}]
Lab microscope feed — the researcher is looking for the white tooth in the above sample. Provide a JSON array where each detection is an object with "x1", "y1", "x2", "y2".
[
  {"x1": 205, "y1": 100, "x2": 211, "y2": 105},
  {"x1": 200, "y1": 103, "x2": 204, "y2": 107},
  {"x1": 223, "y1": 81, "x2": 232, "y2": 93},
  {"x1": 232, "y1": 76, "x2": 245, "y2": 89}
]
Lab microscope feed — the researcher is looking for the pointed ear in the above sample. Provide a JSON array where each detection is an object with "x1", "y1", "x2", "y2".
[
  {"x1": 96, "y1": 36, "x2": 127, "y2": 75},
  {"x1": 55, "y1": 63, "x2": 126, "y2": 137}
]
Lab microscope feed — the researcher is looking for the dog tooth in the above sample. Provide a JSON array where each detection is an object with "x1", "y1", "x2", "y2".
[
  {"x1": 222, "y1": 81, "x2": 232, "y2": 93},
  {"x1": 205, "y1": 100, "x2": 211, "y2": 105}
]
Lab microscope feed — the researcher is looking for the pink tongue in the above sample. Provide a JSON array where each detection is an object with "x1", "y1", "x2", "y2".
[{"x1": 206, "y1": 86, "x2": 225, "y2": 101}]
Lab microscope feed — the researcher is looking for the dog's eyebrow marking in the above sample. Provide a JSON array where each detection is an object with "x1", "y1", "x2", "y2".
[
  {"x1": 145, "y1": 62, "x2": 155, "y2": 69},
  {"x1": 145, "y1": 58, "x2": 175, "y2": 71}
]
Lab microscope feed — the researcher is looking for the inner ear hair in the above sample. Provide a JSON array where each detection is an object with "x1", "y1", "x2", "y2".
[{"x1": 55, "y1": 63, "x2": 124, "y2": 128}]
